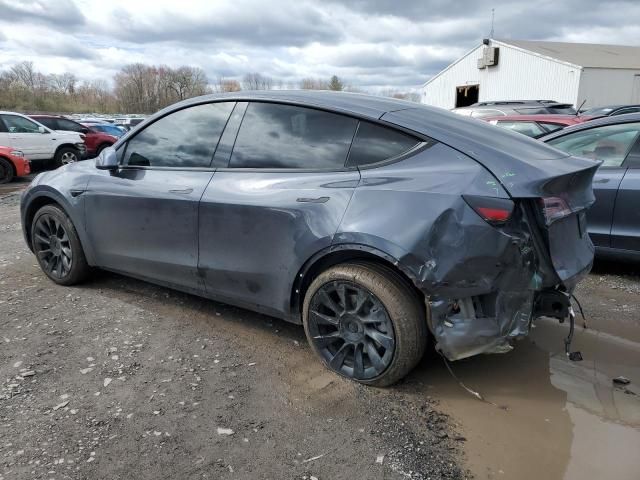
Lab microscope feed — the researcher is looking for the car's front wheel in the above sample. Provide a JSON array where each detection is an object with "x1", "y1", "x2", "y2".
[
  {"x1": 54, "y1": 147, "x2": 80, "y2": 167},
  {"x1": 303, "y1": 262, "x2": 428, "y2": 387},
  {"x1": 31, "y1": 204, "x2": 90, "y2": 285}
]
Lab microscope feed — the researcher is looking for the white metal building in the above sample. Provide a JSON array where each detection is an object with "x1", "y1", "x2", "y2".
[{"x1": 421, "y1": 39, "x2": 640, "y2": 110}]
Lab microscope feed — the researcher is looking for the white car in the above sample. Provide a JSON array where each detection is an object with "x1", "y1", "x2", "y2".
[{"x1": 0, "y1": 112, "x2": 86, "y2": 167}]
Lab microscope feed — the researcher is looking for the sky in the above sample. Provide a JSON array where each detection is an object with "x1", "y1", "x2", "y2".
[{"x1": 0, "y1": 0, "x2": 639, "y2": 92}]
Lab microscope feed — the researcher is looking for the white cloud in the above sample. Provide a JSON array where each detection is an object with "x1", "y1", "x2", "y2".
[{"x1": 0, "y1": 0, "x2": 639, "y2": 91}]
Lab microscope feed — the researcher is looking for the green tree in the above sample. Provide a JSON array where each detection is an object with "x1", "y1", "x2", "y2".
[{"x1": 328, "y1": 75, "x2": 344, "y2": 91}]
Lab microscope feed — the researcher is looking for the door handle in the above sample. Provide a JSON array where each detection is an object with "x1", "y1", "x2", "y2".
[
  {"x1": 296, "y1": 196, "x2": 330, "y2": 203},
  {"x1": 169, "y1": 188, "x2": 194, "y2": 194}
]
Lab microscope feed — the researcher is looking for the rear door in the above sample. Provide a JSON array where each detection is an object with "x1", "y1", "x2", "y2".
[
  {"x1": 611, "y1": 135, "x2": 640, "y2": 251},
  {"x1": 198, "y1": 102, "x2": 360, "y2": 316},
  {"x1": 545, "y1": 123, "x2": 640, "y2": 248},
  {"x1": 84, "y1": 101, "x2": 234, "y2": 291}
]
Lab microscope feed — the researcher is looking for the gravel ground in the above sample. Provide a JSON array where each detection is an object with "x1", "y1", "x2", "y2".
[{"x1": 0, "y1": 191, "x2": 467, "y2": 480}]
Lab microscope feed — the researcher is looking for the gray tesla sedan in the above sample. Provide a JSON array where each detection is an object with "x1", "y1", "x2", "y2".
[{"x1": 21, "y1": 91, "x2": 598, "y2": 386}]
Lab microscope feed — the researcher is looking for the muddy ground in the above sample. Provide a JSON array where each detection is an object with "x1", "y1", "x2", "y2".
[{"x1": 1, "y1": 176, "x2": 639, "y2": 480}]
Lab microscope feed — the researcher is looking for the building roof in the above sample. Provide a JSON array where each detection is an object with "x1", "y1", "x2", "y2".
[{"x1": 496, "y1": 39, "x2": 640, "y2": 69}]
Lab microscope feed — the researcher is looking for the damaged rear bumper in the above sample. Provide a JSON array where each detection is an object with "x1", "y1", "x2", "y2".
[{"x1": 406, "y1": 201, "x2": 594, "y2": 361}]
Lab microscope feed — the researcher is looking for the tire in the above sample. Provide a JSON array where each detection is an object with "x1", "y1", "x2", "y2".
[
  {"x1": 54, "y1": 147, "x2": 80, "y2": 167},
  {"x1": 0, "y1": 157, "x2": 14, "y2": 184},
  {"x1": 303, "y1": 262, "x2": 428, "y2": 387},
  {"x1": 31, "y1": 204, "x2": 90, "y2": 286}
]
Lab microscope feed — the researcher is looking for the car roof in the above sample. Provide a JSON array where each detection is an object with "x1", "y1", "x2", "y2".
[
  {"x1": 539, "y1": 112, "x2": 640, "y2": 141},
  {"x1": 166, "y1": 90, "x2": 420, "y2": 120},
  {"x1": 481, "y1": 114, "x2": 590, "y2": 123}
]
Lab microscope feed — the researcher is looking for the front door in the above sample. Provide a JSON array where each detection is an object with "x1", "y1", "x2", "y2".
[
  {"x1": 546, "y1": 121, "x2": 640, "y2": 248},
  {"x1": 611, "y1": 137, "x2": 640, "y2": 252},
  {"x1": 0, "y1": 114, "x2": 52, "y2": 158},
  {"x1": 198, "y1": 101, "x2": 361, "y2": 316},
  {"x1": 84, "y1": 101, "x2": 235, "y2": 291}
]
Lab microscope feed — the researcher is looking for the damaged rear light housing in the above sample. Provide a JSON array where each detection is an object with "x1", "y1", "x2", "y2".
[
  {"x1": 540, "y1": 196, "x2": 572, "y2": 225},
  {"x1": 463, "y1": 195, "x2": 514, "y2": 226}
]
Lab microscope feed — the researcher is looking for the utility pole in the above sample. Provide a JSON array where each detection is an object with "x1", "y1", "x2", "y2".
[{"x1": 490, "y1": 8, "x2": 495, "y2": 38}]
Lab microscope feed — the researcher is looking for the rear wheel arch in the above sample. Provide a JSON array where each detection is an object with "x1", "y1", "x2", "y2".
[{"x1": 291, "y1": 244, "x2": 426, "y2": 318}]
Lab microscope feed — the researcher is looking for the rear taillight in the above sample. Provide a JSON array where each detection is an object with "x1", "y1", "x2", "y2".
[
  {"x1": 540, "y1": 196, "x2": 572, "y2": 225},
  {"x1": 463, "y1": 195, "x2": 514, "y2": 226}
]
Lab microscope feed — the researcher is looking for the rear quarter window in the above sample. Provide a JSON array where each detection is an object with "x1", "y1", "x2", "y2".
[{"x1": 346, "y1": 122, "x2": 420, "y2": 167}]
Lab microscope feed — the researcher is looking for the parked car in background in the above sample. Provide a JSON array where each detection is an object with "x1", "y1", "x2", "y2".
[
  {"x1": 453, "y1": 100, "x2": 577, "y2": 118},
  {"x1": 0, "y1": 112, "x2": 85, "y2": 167},
  {"x1": 540, "y1": 113, "x2": 640, "y2": 260},
  {"x1": 0, "y1": 146, "x2": 30, "y2": 183},
  {"x1": 113, "y1": 117, "x2": 145, "y2": 131},
  {"x1": 21, "y1": 91, "x2": 597, "y2": 386},
  {"x1": 83, "y1": 123, "x2": 126, "y2": 138},
  {"x1": 581, "y1": 104, "x2": 640, "y2": 118},
  {"x1": 30, "y1": 115, "x2": 118, "y2": 158},
  {"x1": 483, "y1": 114, "x2": 595, "y2": 138}
]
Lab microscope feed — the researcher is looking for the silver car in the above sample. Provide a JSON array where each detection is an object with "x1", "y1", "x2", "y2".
[{"x1": 21, "y1": 91, "x2": 597, "y2": 386}]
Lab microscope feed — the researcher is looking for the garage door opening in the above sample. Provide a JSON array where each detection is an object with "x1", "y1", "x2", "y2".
[{"x1": 455, "y1": 85, "x2": 479, "y2": 107}]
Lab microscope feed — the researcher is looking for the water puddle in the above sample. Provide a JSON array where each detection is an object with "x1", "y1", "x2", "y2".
[{"x1": 410, "y1": 318, "x2": 640, "y2": 479}]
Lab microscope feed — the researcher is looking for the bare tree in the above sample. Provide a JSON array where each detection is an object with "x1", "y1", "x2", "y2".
[
  {"x1": 242, "y1": 72, "x2": 273, "y2": 90},
  {"x1": 49, "y1": 73, "x2": 77, "y2": 94},
  {"x1": 168, "y1": 66, "x2": 209, "y2": 100},
  {"x1": 213, "y1": 77, "x2": 241, "y2": 93},
  {"x1": 10, "y1": 61, "x2": 38, "y2": 89},
  {"x1": 300, "y1": 77, "x2": 328, "y2": 90}
]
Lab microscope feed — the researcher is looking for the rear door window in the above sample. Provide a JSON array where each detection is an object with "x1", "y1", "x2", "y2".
[
  {"x1": 547, "y1": 122, "x2": 640, "y2": 167},
  {"x1": 229, "y1": 102, "x2": 357, "y2": 169},
  {"x1": 34, "y1": 118, "x2": 58, "y2": 130},
  {"x1": 123, "y1": 102, "x2": 234, "y2": 168},
  {"x1": 56, "y1": 118, "x2": 85, "y2": 133},
  {"x1": 346, "y1": 121, "x2": 420, "y2": 167}
]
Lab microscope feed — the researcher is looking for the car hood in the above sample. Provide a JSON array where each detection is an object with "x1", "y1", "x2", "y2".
[{"x1": 53, "y1": 130, "x2": 84, "y2": 141}]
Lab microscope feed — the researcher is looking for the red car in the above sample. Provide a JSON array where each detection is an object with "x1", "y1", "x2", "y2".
[
  {"x1": 482, "y1": 114, "x2": 596, "y2": 138},
  {"x1": 0, "y1": 146, "x2": 30, "y2": 183},
  {"x1": 29, "y1": 115, "x2": 118, "y2": 158}
]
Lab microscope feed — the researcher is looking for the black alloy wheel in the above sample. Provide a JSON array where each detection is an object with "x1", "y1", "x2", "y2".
[
  {"x1": 307, "y1": 280, "x2": 396, "y2": 380},
  {"x1": 33, "y1": 213, "x2": 73, "y2": 279}
]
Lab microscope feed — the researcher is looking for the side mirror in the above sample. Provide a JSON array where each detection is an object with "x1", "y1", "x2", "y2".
[
  {"x1": 38, "y1": 126, "x2": 49, "y2": 134},
  {"x1": 95, "y1": 147, "x2": 118, "y2": 170},
  {"x1": 80, "y1": 127, "x2": 90, "y2": 134}
]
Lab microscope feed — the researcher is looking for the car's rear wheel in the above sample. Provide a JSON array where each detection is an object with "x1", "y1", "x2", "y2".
[
  {"x1": 54, "y1": 147, "x2": 80, "y2": 167},
  {"x1": 303, "y1": 262, "x2": 427, "y2": 387},
  {"x1": 31, "y1": 205, "x2": 90, "y2": 285},
  {"x1": 0, "y1": 157, "x2": 14, "y2": 184}
]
